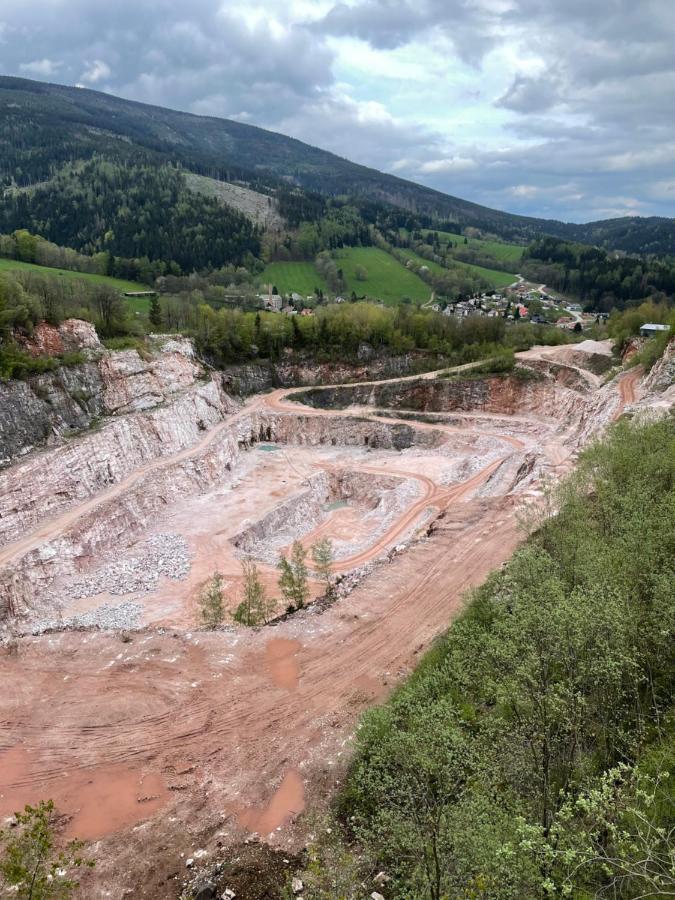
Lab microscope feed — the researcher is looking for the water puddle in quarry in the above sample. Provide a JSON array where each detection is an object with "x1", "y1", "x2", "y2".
[
  {"x1": 0, "y1": 746, "x2": 169, "y2": 840},
  {"x1": 236, "y1": 769, "x2": 305, "y2": 836},
  {"x1": 265, "y1": 637, "x2": 301, "y2": 691}
]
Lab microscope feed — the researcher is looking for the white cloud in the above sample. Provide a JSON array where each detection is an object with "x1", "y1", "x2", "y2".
[
  {"x1": 419, "y1": 157, "x2": 477, "y2": 174},
  {"x1": 19, "y1": 58, "x2": 60, "y2": 76},
  {"x1": 509, "y1": 184, "x2": 539, "y2": 198},
  {"x1": 80, "y1": 60, "x2": 112, "y2": 84}
]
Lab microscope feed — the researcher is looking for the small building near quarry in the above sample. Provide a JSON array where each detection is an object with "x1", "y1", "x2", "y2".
[{"x1": 640, "y1": 323, "x2": 671, "y2": 337}]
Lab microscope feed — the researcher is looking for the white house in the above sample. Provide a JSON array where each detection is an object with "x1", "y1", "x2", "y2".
[{"x1": 640, "y1": 323, "x2": 671, "y2": 337}]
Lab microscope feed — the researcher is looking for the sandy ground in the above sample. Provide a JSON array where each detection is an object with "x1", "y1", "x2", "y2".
[{"x1": 0, "y1": 358, "x2": 642, "y2": 898}]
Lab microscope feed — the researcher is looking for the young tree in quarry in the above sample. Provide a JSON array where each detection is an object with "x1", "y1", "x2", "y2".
[
  {"x1": 199, "y1": 572, "x2": 225, "y2": 628},
  {"x1": 233, "y1": 558, "x2": 275, "y2": 626},
  {"x1": 278, "y1": 540, "x2": 309, "y2": 610},
  {"x1": 311, "y1": 537, "x2": 335, "y2": 598}
]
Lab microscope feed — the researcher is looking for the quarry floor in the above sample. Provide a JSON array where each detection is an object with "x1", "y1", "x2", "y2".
[{"x1": 0, "y1": 352, "x2": 641, "y2": 899}]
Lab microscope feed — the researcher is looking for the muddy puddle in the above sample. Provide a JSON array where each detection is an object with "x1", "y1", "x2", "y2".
[
  {"x1": 0, "y1": 747, "x2": 169, "y2": 840},
  {"x1": 237, "y1": 769, "x2": 305, "y2": 836},
  {"x1": 265, "y1": 637, "x2": 301, "y2": 691}
]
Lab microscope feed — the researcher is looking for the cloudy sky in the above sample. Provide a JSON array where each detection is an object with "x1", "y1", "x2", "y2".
[{"x1": 2, "y1": 0, "x2": 674, "y2": 222}]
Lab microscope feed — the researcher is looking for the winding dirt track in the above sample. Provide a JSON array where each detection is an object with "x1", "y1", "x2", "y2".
[{"x1": 0, "y1": 357, "x2": 641, "y2": 899}]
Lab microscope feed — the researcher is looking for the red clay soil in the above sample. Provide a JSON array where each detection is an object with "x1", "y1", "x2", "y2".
[{"x1": 0, "y1": 361, "x2": 639, "y2": 899}]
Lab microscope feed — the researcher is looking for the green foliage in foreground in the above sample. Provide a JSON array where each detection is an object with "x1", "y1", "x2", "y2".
[
  {"x1": 304, "y1": 416, "x2": 675, "y2": 899},
  {"x1": 0, "y1": 800, "x2": 93, "y2": 898}
]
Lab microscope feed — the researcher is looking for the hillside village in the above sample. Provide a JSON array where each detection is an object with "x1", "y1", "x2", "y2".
[{"x1": 256, "y1": 279, "x2": 597, "y2": 330}]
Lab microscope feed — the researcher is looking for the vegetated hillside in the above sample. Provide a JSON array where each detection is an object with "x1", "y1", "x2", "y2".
[
  {"x1": 2, "y1": 75, "x2": 675, "y2": 254},
  {"x1": 522, "y1": 236, "x2": 675, "y2": 312},
  {"x1": 552, "y1": 215, "x2": 675, "y2": 257},
  {"x1": 301, "y1": 416, "x2": 675, "y2": 899},
  {"x1": 399, "y1": 246, "x2": 516, "y2": 289},
  {"x1": 0, "y1": 159, "x2": 260, "y2": 272}
]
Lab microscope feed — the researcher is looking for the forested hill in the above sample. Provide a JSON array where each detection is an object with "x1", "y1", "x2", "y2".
[{"x1": 2, "y1": 75, "x2": 675, "y2": 255}]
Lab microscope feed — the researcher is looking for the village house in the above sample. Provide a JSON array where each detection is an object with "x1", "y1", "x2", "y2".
[
  {"x1": 640, "y1": 323, "x2": 671, "y2": 337},
  {"x1": 265, "y1": 296, "x2": 283, "y2": 312}
]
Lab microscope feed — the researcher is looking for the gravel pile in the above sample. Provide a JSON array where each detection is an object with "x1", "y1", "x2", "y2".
[
  {"x1": 60, "y1": 533, "x2": 191, "y2": 600},
  {"x1": 32, "y1": 600, "x2": 143, "y2": 634}
]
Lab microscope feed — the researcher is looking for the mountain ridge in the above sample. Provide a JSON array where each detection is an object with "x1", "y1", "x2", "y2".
[{"x1": 1, "y1": 74, "x2": 675, "y2": 255}]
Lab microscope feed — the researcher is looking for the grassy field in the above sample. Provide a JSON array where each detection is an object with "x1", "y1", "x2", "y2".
[
  {"x1": 0, "y1": 258, "x2": 150, "y2": 311},
  {"x1": 400, "y1": 247, "x2": 517, "y2": 290},
  {"x1": 423, "y1": 228, "x2": 525, "y2": 263},
  {"x1": 451, "y1": 259, "x2": 518, "y2": 289},
  {"x1": 262, "y1": 248, "x2": 432, "y2": 305},
  {"x1": 336, "y1": 247, "x2": 431, "y2": 304},
  {"x1": 259, "y1": 261, "x2": 327, "y2": 296}
]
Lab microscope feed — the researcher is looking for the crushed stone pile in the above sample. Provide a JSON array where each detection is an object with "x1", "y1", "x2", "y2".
[{"x1": 58, "y1": 533, "x2": 191, "y2": 600}]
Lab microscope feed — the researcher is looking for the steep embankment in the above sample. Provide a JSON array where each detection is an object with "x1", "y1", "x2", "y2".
[{"x1": 0, "y1": 324, "x2": 214, "y2": 466}]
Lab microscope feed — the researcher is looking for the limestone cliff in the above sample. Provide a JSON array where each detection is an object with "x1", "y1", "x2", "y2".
[{"x1": 0, "y1": 323, "x2": 213, "y2": 466}]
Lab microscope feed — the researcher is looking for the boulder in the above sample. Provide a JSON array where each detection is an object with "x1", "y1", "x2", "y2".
[{"x1": 193, "y1": 884, "x2": 216, "y2": 900}]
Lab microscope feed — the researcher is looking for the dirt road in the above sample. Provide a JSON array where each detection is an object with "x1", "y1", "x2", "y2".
[{"x1": 615, "y1": 365, "x2": 641, "y2": 416}]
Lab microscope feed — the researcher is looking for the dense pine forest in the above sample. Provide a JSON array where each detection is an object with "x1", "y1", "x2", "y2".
[{"x1": 0, "y1": 161, "x2": 261, "y2": 272}]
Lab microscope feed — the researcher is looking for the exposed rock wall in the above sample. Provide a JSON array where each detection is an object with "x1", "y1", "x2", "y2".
[
  {"x1": 0, "y1": 363, "x2": 106, "y2": 465},
  {"x1": 291, "y1": 372, "x2": 587, "y2": 420},
  {"x1": 0, "y1": 376, "x2": 236, "y2": 546},
  {"x1": 265, "y1": 412, "x2": 443, "y2": 451},
  {"x1": 222, "y1": 353, "x2": 440, "y2": 395},
  {"x1": 642, "y1": 338, "x2": 675, "y2": 394},
  {"x1": 98, "y1": 348, "x2": 203, "y2": 414},
  {"x1": 0, "y1": 410, "x2": 446, "y2": 622},
  {"x1": 18, "y1": 319, "x2": 101, "y2": 357},
  {"x1": 0, "y1": 326, "x2": 210, "y2": 465}
]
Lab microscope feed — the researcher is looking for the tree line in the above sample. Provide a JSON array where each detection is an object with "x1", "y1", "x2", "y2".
[{"x1": 199, "y1": 538, "x2": 336, "y2": 628}]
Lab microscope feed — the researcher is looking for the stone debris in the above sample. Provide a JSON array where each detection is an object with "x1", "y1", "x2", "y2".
[
  {"x1": 33, "y1": 600, "x2": 143, "y2": 634},
  {"x1": 55, "y1": 533, "x2": 191, "y2": 601},
  {"x1": 292, "y1": 877, "x2": 304, "y2": 893}
]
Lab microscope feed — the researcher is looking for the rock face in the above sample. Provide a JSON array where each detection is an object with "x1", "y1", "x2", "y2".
[
  {"x1": 0, "y1": 324, "x2": 209, "y2": 465},
  {"x1": 643, "y1": 338, "x2": 675, "y2": 394},
  {"x1": 0, "y1": 375, "x2": 234, "y2": 546},
  {"x1": 19, "y1": 318, "x2": 102, "y2": 357},
  {"x1": 99, "y1": 347, "x2": 203, "y2": 414},
  {"x1": 291, "y1": 370, "x2": 584, "y2": 419},
  {"x1": 222, "y1": 352, "x2": 439, "y2": 396},
  {"x1": 0, "y1": 363, "x2": 105, "y2": 466}
]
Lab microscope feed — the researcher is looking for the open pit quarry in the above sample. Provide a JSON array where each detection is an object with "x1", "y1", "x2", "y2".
[{"x1": 0, "y1": 325, "x2": 672, "y2": 898}]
